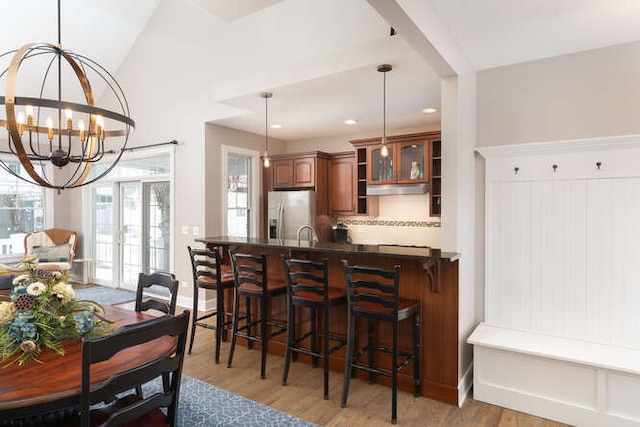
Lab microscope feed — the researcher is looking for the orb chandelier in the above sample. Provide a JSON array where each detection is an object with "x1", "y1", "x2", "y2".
[{"x1": 0, "y1": 0, "x2": 134, "y2": 191}]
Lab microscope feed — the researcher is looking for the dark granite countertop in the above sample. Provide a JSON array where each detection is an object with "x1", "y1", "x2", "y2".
[{"x1": 195, "y1": 236, "x2": 460, "y2": 262}]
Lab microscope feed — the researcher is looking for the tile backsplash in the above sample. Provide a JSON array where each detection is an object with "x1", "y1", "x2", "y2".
[{"x1": 337, "y1": 194, "x2": 441, "y2": 247}]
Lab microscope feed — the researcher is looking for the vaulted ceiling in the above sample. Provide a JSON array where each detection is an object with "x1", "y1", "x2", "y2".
[{"x1": 3, "y1": 0, "x2": 640, "y2": 141}]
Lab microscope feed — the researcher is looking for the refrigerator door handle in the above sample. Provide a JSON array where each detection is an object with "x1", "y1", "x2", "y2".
[{"x1": 278, "y1": 202, "x2": 284, "y2": 240}]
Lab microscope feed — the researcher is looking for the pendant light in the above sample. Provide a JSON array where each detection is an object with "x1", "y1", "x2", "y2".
[
  {"x1": 260, "y1": 92, "x2": 272, "y2": 168},
  {"x1": 378, "y1": 64, "x2": 392, "y2": 158}
]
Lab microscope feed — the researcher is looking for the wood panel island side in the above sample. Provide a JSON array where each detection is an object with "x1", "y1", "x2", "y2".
[{"x1": 195, "y1": 236, "x2": 461, "y2": 405}]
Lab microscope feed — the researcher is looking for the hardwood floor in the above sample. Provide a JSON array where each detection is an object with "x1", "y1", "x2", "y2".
[{"x1": 181, "y1": 317, "x2": 569, "y2": 427}]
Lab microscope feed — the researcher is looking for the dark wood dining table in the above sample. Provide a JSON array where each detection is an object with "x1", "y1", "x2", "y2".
[{"x1": 0, "y1": 305, "x2": 176, "y2": 423}]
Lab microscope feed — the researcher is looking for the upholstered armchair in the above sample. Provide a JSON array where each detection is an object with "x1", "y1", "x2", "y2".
[{"x1": 24, "y1": 228, "x2": 78, "y2": 271}]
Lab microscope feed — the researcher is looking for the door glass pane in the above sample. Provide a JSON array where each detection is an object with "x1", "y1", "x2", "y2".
[
  {"x1": 370, "y1": 147, "x2": 393, "y2": 181},
  {"x1": 120, "y1": 182, "x2": 141, "y2": 289},
  {"x1": 93, "y1": 185, "x2": 114, "y2": 283},
  {"x1": 399, "y1": 144, "x2": 424, "y2": 180},
  {"x1": 144, "y1": 181, "x2": 170, "y2": 273},
  {"x1": 227, "y1": 153, "x2": 250, "y2": 237}
]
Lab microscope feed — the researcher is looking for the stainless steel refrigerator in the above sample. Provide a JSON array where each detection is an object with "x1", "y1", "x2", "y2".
[{"x1": 267, "y1": 190, "x2": 316, "y2": 241}]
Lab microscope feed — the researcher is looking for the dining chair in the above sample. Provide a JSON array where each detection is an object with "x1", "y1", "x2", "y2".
[
  {"x1": 341, "y1": 260, "x2": 421, "y2": 425},
  {"x1": 134, "y1": 271, "x2": 180, "y2": 397},
  {"x1": 227, "y1": 250, "x2": 287, "y2": 379},
  {"x1": 281, "y1": 255, "x2": 346, "y2": 400},
  {"x1": 71, "y1": 310, "x2": 190, "y2": 427},
  {"x1": 187, "y1": 246, "x2": 235, "y2": 362},
  {"x1": 135, "y1": 271, "x2": 179, "y2": 316}
]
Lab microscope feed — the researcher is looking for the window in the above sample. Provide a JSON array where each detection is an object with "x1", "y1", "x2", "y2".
[
  {"x1": 221, "y1": 145, "x2": 262, "y2": 237},
  {"x1": 221, "y1": 146, "x2": 261, "y2": 238},
  {"x1": 226, "y1": 153, "x2": 250, "y2": 237},
  {"x1": 0, "y1": 161, "x2": 46, "y2": 255}
]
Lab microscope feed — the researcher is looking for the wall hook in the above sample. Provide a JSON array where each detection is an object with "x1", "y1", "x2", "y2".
[
  {"x1": 552, "y1": 164, "x2": 558, "y2": 173},
  {"x1": 514, "y1": 166, "x2": 520, "y2": 175},
  {"x1": 596, "y1": 161, "x2": 602, "y2": 170}
]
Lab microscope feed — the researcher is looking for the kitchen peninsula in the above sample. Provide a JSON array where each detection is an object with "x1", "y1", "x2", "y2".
[{"x1": 196, "y1": 236, "x2": 461, "y2": 405}]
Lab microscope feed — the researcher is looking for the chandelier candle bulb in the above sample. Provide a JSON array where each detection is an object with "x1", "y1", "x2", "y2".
[
  {"x1": 46, "y1": 117, "x2": 54, "y2": 141},
  {"x1": 65, "y1": 109, "x2": 72, "y2": 131},
  {"x1": 78, "y1": 119, "x2": 85, "y2": 141},
  {"x1": 26, "y1": 106, "x2": 34, "y2": 128}
]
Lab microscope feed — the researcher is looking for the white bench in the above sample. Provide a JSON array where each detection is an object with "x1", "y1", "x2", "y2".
[{"x1": 468, "y1": 323, "x2": 640, "y2": 427}]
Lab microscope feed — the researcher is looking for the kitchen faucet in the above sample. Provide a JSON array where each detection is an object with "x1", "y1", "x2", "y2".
[{"x1": 297, "y1": 225, "x2": 319, "y2": 245}]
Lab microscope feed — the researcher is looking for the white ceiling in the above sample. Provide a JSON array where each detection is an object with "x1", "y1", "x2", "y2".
[{"x1": 3, "y1": 0, "x2": 640, "y2": 142}]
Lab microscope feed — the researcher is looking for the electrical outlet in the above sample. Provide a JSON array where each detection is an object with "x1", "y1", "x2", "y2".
[
  {"x1": 180, "y1": 280, "x2": 189, "y2": 288},
  {"x1": 180, "y1": 226, "x2": 189, "y2": 235},
  {"x1": 192, "y1": 226, "x2": 200, "y2": 236}
]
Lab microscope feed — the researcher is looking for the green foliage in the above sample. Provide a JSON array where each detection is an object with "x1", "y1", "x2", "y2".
[{"x1": 0, "y1": 258, "x2": 112, "y2": 366}]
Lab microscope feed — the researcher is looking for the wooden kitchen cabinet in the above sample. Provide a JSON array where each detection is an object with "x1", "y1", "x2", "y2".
[
  {"x1": 366, "y1": 134, "x2": 431, "y2": 185},
  {"x1": 351, "y1": 131, "x2": 441, "y2": 215},
  {"x1": 272, "y1": 157, "x2": 316, "y2": 189},
  {"x1": 430, "y1": 138, "x2": 442, "y2": 216},
  {"x1": 329, "y1": 152, "x2": 357, "y2": 215}
]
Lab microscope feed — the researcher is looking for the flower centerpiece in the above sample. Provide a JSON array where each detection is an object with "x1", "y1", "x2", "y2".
[{"x1": 0, "y1": 256, "x2": 112, "y2": 365}]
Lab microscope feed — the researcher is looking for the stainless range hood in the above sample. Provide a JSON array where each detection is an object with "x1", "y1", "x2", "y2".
[{"x1": 366, "y1": 183, "x2": 429, "y2": 196}]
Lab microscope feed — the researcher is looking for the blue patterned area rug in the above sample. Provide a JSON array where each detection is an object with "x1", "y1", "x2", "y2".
[
  {"x1": 144, "y1": 375, "x2": 318, "y2": 427},
  {"x1": 74, "y1": 285, "x2": 136, "y2": 306}
]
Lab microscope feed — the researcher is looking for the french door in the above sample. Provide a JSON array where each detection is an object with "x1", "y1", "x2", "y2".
[{"x1": 92, "y1": 179, "x2": 170, "y2": 290}]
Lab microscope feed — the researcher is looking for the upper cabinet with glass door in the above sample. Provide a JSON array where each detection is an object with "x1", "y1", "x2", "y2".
[{"x1": 363, "y1": 132, "x2": 436, "y2": 185}]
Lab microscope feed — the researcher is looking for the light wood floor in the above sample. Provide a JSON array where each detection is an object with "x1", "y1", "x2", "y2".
[{"x1": 180, "y1": 319, "x2": 570, "y2": 427}]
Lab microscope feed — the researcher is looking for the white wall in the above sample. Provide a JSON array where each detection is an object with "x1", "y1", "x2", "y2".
[{"x1": 477, "y1": 40, "x2": 640, "y2": 147}]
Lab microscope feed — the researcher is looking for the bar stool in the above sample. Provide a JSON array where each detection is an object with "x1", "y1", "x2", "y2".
[
  {"x1": 227, "y1": 251, "x2": 287, "y2": 379},
  {"x1": 341, "y1": 260, "x2": 421, "y2": 425},
  {"x1": 281, "y1": 255, "x2": 347, "y2": 400},
  {"x1": 187, "y1": 246, "x2": 235, "y2": 363}
]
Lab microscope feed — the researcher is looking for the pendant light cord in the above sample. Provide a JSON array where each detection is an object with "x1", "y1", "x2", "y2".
[
  {"x1": 265, "y1": 94, "x2": 268, "y2": 153},
  {"x1": 57, "y1": 0, "x2": 61, "y2": 46},
  {"x1": 383, "y1": 68, "x2": 386, "y2": 143},
  {"x1": 57, "y1": 0, "x2": 62, "y2": 150}
]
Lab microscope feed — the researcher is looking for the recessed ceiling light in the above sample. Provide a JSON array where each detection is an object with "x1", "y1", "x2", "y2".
[
  {"x1": 344, "y1": 119, "x2": 358, "y2": 125},
  {"x1": 270, "y1": 124, "x2": 283, "y2": 129},
  {"x1": 422, "y1": 108, "x2": 437, "y2": 114}
]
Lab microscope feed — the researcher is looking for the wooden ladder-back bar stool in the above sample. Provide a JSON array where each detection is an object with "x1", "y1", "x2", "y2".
[
  {"x1": 187, "y1": 246, "x2": 235, "y2": 363},
  {"x1": 227, "y1": 251, "x2": 287, "y2": 379},
  {"x1": 281, "y1": 255, "x2": 347, "y2": 400},
  {"x1": 341, "y1": 260, "x2": 421, "y2": 425}
]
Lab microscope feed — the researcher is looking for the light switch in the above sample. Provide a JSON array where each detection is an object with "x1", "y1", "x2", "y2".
[
  {"x1": 181, "y1": 226, "x2": 189, "y2": 235},
  {"x1": 192, "y1": 226, "x2": 200, "y2": 236}
]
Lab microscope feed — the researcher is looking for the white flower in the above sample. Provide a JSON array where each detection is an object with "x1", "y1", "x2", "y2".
[
  {"x1": 12, "y1": 274, "x2": 30, "y2": 285},
  {"x1": 52, "y1": 283, "x2": 75, "y2": 304},
  {"x1": 27, "y1": 282, "x2": 47, "y2": 296},
  {"x1": 0, "y1": 302, "x2": 14, "y2": 326}
]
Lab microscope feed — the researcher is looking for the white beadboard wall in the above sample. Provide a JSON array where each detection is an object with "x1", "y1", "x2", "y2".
[
  {"x1": 481, "y1": 136, "x2": 640, "y2": 348},
  {"x1": 470, "y1": 135, "x2": 640, "y2": 426}
]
